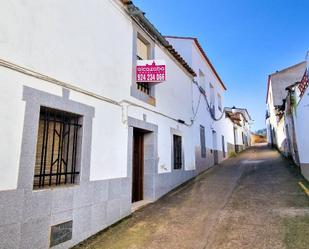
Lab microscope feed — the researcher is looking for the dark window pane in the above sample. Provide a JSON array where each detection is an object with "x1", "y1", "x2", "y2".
[
  {"x1": 200, "y1": 125, "x2": 206, "y2": 158},
  {"x1": 173, "y1": 135, "x2": 182, "y2": 170}
]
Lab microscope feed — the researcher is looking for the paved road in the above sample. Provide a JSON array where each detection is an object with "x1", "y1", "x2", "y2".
[{"x1": 75, "y1": 145, "x2": 309, "y2": 249}]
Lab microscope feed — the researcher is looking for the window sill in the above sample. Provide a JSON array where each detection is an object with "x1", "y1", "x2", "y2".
[
  {"x1": 131, "y1": 84, "x2": 156, "y2": 106},
  {"x1": 147, "y1": 96, "x2": 156, "y2": 106},
  {"x1": 173, "y1": 167, "x2": 183, "y2": 171},
  {"x1": 33, "y1": 183, "x2": 78, "y2": 191}
]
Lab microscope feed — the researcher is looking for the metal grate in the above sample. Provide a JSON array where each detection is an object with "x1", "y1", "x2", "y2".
[
  {"x1": 136, "y1": 55, "x2": 151, "y2": 95},
  {"x1": 137, "y1": 82, "x2": 150, "y2": 95},
  {"x1": 33, "y1": 107, "x2": 81, "y2": 189},
  {"x1": 173, "y1": 135, "x2": 182, "y2": 170}
]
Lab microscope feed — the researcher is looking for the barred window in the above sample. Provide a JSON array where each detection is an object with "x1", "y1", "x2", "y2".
[
  {"x1": 200, "y1": 125, "x2": 206, "y2": 158},
  {"x1": 136, "y1": 54, "x2": 151, "y2": 95},
  {"x1": 173, "y1": 135, "x2": 182, "y2": 170},
  {"x1": 136, "y1": 35, "x2": 151, "y2": 95},
  {"x1": 136, "y1": 81, "x2": 150, "y2": 95},
  {"x1": 33, "y1": 107, "x2": 82, "y2": 189}
]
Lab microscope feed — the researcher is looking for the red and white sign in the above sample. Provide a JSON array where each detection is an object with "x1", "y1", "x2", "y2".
[{"x1": 136, "y1": 60, "x2": 166, "y2": 83}]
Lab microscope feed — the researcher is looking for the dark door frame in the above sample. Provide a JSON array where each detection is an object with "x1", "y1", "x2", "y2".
[{"x1": 132, "y1": 128, "x2": 144, "y2": 203}]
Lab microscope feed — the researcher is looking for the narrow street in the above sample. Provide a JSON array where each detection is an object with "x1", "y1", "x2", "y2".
[{"x1": 75, "y1": 145, "x2": 309, "y2": 249}]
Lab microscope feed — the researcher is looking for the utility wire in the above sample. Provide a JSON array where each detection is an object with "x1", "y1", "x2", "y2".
[
  {"x1": 192, "y1": 80, "x2": 225, "y2": 121},
  {"x1": 0, "y1": 58, "x2": 224, "y2": 126}
]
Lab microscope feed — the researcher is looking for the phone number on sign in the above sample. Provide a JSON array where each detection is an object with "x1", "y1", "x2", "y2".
[{"x1": 137, "y1": 73, "x2": 165, "y2": 82}]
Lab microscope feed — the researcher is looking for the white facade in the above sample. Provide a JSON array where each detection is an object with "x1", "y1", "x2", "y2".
[
  {"x1": 166, "y1": 37, "x2": 228, "y2": 170},
  {"x1": 294, "y1": 59, "x2": 309, "y2": 180},
  {"x1": 0, "y1": 1, "x2": 243, "y2": 248},
  {"x1": 266, "y1": 58, "x2": 309, "y2": 181},
  {"x1": 224, "y1": 107, "x2": 252, "y2": 154},
  {"x1": 266, "y1": 61, "x2": 306, "y2": 148}
]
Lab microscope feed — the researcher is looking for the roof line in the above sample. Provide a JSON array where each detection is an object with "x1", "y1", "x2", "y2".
[
  {"x1": 266, "y1": 61, "x2": 306, "y2": 103},
  {"x1": 269, "y1": 61, "x2": 306, "y2": 77},
  {"x1": 266, "y1": 75, "x2": 271, "y2": 104},
  {"x1": 165, "y1": 35, "x2": 227, "y2": 90},
  {"x1": 122, "y1": 3, "x2": 196, "y2": 77},
  {"x1": 224, "y1": 106, "x2": 252, "y2": 121}
]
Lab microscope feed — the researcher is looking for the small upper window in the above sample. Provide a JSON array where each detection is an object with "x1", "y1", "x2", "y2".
[
  {"x1": 137, "y1": 36, "x2": 149, "y2": 60},
  {"x1": 199, "y1": 69, "x2": 206, "y2": 90},
  {"x1": 136, "y1": 35, "x2": 151, "y2": 95},
  {"x1": 209, "y1": 83, "x2": 215, "y2": 106},
  {"x1": 218, "y1": 93, "x2": 222, "y2": 111},
  {"x1": 33, "y1": 107, "x2": 82, "y2": 189}
]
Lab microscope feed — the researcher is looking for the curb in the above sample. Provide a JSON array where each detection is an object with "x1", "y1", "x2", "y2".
[{"x1": 298, "y1": 182, "x2": 309, "y2": 197}]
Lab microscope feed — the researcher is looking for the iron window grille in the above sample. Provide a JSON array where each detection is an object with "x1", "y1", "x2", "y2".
[
  {"x1": 33, "y1": 107, "x2": 82, "y2": 189},
  {"x1": 173, "y1": 135, "x2": 182, "y2": 170},
  {"x1": 136, "y1": 55, "x2": 151, "y2": 95}
]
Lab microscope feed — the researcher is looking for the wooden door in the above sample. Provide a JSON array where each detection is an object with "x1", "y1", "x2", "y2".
[{"x1": 132, "y1": 129, "x2": 144, "y2": 202}]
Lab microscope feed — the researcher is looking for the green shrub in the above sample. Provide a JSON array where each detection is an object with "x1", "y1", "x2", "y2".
[{"x1": 228, "y1": 151, "x2": 237, "y2": 157}]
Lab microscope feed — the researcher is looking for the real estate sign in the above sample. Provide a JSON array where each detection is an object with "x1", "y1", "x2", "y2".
[{"x1": 136, "y1": 60, "x2": 166, "y2": 83}]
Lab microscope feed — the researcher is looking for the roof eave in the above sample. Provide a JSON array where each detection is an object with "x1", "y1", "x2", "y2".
[
  {"x1": 165, "y1": 36, "x2": 227, "y2": 90},
  {"x1": 123, "y1": 3, "x2": 197, "y2": 77}
]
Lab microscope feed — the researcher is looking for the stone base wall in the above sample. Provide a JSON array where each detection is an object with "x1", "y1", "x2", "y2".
[
  {"x1": 195, "y1": 146, "x2": 215, "y2": 174},
  {"x1": 217, "y1": 150, "x2": 226, "y2": 164},
  {"x1": 0, "y1": 178, "x2": 131, "y2": 249},
  {"x1": 227, "y1": 142, "x2": 236, "y2": 156},
  {"x1": 154, "y1": 169, "x2": 197, "y2": 200}
]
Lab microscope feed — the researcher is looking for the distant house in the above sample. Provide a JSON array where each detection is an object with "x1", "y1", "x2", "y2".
[
  {"x1": 287, "y1": 57, "x2": 309, "y2": 180},
  {"x1": 224, "y1": 107, "x2": 252, "y2": 155},
  {"x1": 266, "y1": 61, "x2": 306, "y2": 150},
  {"x1": 266, "y1": 58, "x2": 309, "y2": 181}
]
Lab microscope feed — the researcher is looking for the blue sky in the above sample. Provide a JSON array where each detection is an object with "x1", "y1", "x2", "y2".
[{"x1": 134, "y1": 0, "x2": 309, "y2": 131}]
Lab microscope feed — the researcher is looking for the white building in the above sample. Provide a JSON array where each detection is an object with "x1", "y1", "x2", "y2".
[
  {"x1": 224, "y1": 107, "x2": 252, "y2": 154},
  {"x1": 166, "y1": 36, "x2": 228, "y2": 172},
  {"x1": 266, "y1": 58, "x2": 309, "y2": 181},
  {"x1": 266, "y1": 61, "x2": 306, "y2": 149},
  {"x1": 0, "y1": 1, "x2": 241, "y2": 248},
  {"x1": 294, "y1": 58, "x2": 309, "y2": 180}
]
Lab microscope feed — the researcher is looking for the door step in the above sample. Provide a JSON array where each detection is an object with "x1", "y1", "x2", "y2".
[{"x1": 131, "y1": 200, "x2": 153, "y2": 212}]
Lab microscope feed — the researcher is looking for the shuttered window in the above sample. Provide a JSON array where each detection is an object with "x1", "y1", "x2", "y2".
[{"x1": 136, "y1": 36, "x2": 151, "y2": 95}]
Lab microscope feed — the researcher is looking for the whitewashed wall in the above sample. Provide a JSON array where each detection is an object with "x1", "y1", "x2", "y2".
[
  {"x1": 295, "y1": 85, "x2": 309, "y2": 180},
  {"x1": 166, "y1": 37, "x2": 227, "y2": 157},
  {"x1": 266, "y1": 81, "x2": 280, "y2": 145},
  {"x1": 224, "y1": 117, "x2": 236, "y2": 148},
  {"x1": 128, "y1": 43, "x2": 195, "y2": 173},
  {"x1": 0, "y1": 0, "x2": 197, "y2": 190}
]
